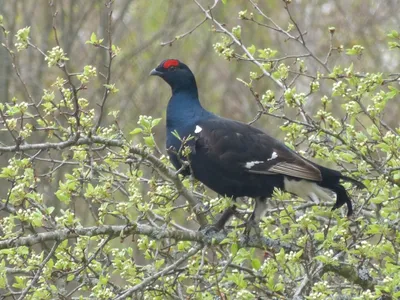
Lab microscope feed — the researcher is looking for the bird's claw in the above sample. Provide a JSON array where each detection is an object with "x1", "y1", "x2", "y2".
[
  {"x1": 199, "y1": 223, "x2": 228, "y2": 237},
  {"x1": 243, "y1": 219, "x2": 261, "y2": 239}
]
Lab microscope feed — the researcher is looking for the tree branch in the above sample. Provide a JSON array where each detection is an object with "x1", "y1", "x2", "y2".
[
  {"x1": 0, "y1": 223, "x2": 297, "y2": 253},
  {"x1": 193, "y1": 0, "x2": 285, "y2": 90},
  {"x1": 323, "y1": 263, "x2": 376, "y2": 291}
]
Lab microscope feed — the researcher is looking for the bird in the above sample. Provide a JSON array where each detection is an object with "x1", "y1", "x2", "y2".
[{"x1": 150, "y1": 59, "x2": 365, "y2": 230}]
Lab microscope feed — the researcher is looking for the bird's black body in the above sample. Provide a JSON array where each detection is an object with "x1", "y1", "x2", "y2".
[
  {"x1": 170, "y1": 117, "x2": 286, "y2": 198},
  {"x1": 150, "y1": 59, "x2": 364, "y2": 228}
]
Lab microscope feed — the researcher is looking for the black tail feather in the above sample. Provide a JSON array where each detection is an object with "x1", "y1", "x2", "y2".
[
  {"x1": 331, "y1": 184, "x2": 353, "y2": 216},
  {"x1": 340, "y1": 175, "x2": 366, "y2": 189}
]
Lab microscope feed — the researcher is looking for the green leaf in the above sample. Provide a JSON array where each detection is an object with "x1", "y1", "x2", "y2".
[
  {"x1": 91, "y1": 32, "x2": 97, "y2": 42},
  {"x1": 155, "y1": 259, "x2": 165, "y2": 270},
  {"x1": 247, "y1": 44, "x2": 256, "y2": 56},
  {"x1": 230, "y1": 243, "x2": 238, "y2": 256},
  {"x1": 152, "y1": 118, "x2": 162, "y2": 127},
  {"x1": 171, "y1": 130, "x2": 181, "y2": 140},
  {"x1": 143, "y1": 136, "x2": 155, "y2": 147},
  {"x1": 251, "y1": 258, "x2": 261, "y2": 270},
  {"x1": 31, "y1": 210, "x2": 43, "y2": 227},
  {"x1": 274, "y1": 283, "x2": 284, "y2": 292},
  {"x1": 346, "y1": 45, "x2": 364, "y2": 56},
  {"x1": 46, "y1": 206, "x2": 55, "y2": 214},
  {"x1": 67, "y1": 274, "x2": 75, "y2": 282},
  {"x1": 387, "y1": 30, "x2": 399, "y2": 39},
  {"x1": 55, "y1": 190, "x2": 70, "y2": 204},
  {"x1": 130, "y1": 128, "x2": 143, "y2": 135},
  {"x1": 314, "y1": 232, "x2": 324, "y2": 241},
  {"x1": 258, "y1": 48, "x2": 277, "y2": 59},
  {"x1": 232, "y1": 26, "x2": 241, "y2": 40},
  {"x1": 220, "y1": 238, "x2": 231, "y2": 245}
]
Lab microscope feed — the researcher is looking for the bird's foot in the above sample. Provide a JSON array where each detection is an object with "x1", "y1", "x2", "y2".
[
  {"x1": 243, "y1": 219, "x2": 261, "y2": 239},
  {"x1": 199, "y1": 223, "x2": 227, "y2": 237}
]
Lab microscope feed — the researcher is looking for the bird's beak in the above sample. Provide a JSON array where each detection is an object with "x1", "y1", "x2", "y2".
[{"x1": 149, "y1": 68, "x2": 163, "y2": 76}]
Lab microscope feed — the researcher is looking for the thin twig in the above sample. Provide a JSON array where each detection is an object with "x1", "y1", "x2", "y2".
[{"x1": 17, "y1": 241, "x2": 60, "y2": 300}]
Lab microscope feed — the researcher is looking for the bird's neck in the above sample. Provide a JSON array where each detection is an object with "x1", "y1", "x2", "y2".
[{"x1": 166, "y1": 91, "x2": 212, "y2": 131}]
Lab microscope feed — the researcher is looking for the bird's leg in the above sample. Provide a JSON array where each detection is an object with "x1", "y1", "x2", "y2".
[
  {"x1": 200, "y1": 199, "x2": 237, "y2": 235},
  {"x1": 213, "y1": 205, "x2": 236, "y2": 231},
  {"x1": 244, "y1": 197, "x2": 267, "y2": 237}
]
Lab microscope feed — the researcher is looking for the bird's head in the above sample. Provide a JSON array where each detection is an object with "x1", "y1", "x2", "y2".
[{"x1": 150, "y1": 59, "x2": 197, "y2": 94}]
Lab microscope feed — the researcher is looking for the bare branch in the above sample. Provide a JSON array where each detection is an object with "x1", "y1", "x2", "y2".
[
  {"x1": 94, "y1": 6, "x2": 115, "y2": 131},
  {"x1": 193, "y1": 0, "x2": 286, "y2": 90},
  {"x1": 161, "y1": 17, "x2": 208, "y2": 46}
]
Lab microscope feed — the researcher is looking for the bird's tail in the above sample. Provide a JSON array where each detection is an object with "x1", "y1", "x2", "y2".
[
  {"x1": 340, "y1": 175, "x2": 366, "y2": 189},
  {"x1": 331, "y1": 184, "x2": 353, "y2": 216},
  {"x1": 331, "y1": 176, "x2": 365, "y2": 216}
]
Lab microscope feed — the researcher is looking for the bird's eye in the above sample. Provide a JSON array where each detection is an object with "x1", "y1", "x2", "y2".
[{"x1": 169, "y1": 66, "x2": 177, "y2": 71}]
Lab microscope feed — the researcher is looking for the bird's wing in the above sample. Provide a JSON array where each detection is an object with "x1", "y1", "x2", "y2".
[{"x1": 193, "y1": 118, "x2": 322, "y2": 182}]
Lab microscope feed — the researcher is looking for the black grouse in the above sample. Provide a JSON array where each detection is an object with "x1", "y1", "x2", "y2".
[{"x1": 150, "y1": 59, "x2": 364, "y2": 230}]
